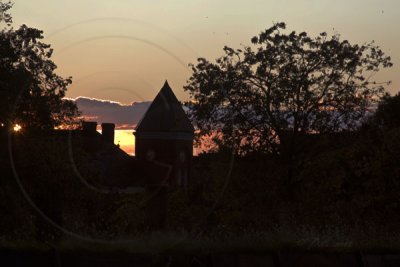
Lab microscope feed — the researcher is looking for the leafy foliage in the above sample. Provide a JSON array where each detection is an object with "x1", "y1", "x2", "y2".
[
  {"x1": 185, "y1": 22, "x2": 392, "y2": 154},
  {"x1": 373, "y1": 92, "x2": 400, "y2": 129},
  {"x1": 0, "y1": 1, "x2": 12, "y2": 25},
  {"x1": 0, "y1": 2, "x2": 80, "y2": 130},
  {"x1": 167, "y1": 128, "x2": 400, "y2": 239}
]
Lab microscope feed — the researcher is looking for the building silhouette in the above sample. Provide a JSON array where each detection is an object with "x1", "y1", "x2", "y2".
[
  {"x1": 78, "y1": 81, "x2": 195, "y2": 189},
  {"x1": 134, "y1": 80, "x2": 194, "y2": 187}
]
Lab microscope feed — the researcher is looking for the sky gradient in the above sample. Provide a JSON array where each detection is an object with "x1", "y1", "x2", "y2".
[{"x1": 10, "y1": 0, "x2": 400, "y2": 105}]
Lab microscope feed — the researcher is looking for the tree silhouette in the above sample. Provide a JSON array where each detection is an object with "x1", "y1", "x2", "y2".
[
  {"x1": 373, "y1": 92, "x2": 400, "y2": 129},
  {"x1": 0, "y1": 2, "x2": 80, "y2": 130},
  {"x1": 185, "y1": 22, "x2": 393, "y2": 155},
  {"x1": 0, "y1": 1, "x2": 12, "y2": 25}
]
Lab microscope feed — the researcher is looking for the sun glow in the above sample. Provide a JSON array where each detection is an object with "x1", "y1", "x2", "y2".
[
  {"x1": 115, "y1": 129, "x2": 135, "y2": 156},
  {"x1": 97, "y1": 129, "x2": 135, "y2": 156},
  {"x1": 13, "y1": 124, "x2": 22, "y2": 132}
]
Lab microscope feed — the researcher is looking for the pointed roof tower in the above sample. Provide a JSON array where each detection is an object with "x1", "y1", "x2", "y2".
[{"x1": 135, "y1": 81, "x2": 194, "y2": 134}]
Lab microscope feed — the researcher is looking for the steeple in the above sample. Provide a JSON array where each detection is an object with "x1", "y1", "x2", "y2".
[
  {"x1": 134, "y1": 81, "x2": 194, "y2": 189},
  {"x1": 135, "y1": 81, "x2": 194, "y2": 133}
]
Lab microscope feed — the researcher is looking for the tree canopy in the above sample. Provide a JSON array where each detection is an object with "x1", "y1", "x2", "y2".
[
  {"x1": 185, "y1": 22, "x2": 393, "y2": 155},
  {"x1": 373, "y1": 92, "x2": 400, "y2": 129},
  {"x1": 0, "y1": 1, "x2": 79, "y2": 130}
]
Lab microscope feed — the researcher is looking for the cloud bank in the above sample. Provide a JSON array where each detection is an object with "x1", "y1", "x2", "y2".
[{"x1": 72, "y1": 97, "x2": 151, "y2": 129}]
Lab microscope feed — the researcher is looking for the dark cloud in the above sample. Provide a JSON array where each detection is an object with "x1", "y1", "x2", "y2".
[{"x1": 72, "y1": 97, "x2": 151, "y2": 129}]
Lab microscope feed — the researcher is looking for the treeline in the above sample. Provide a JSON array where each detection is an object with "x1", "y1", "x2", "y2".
[
  {"x1": 170, "y1": 127, "x2": 400, "y2": 230},
  {"x1": 167, "y1": 94, "x2": 400, "y2": 242},
  {"x1": 1, "y1": 104, "x2": 400, "y2": 246}
]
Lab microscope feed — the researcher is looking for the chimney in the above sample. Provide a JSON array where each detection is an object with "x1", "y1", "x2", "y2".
[
  {"x1": 82, "y1": 121, "x2": 97, "y2": 137},
  {"x1": 101, "y1": 123, "x2": 115, "y2": 144}
]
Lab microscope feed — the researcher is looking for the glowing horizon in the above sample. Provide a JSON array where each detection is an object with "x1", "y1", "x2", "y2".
[
  {"x1": 99, "y1": 129, "x2": 200, "y2": 156},
  {"x1": 113, "y1": 129, "x2": 135, "y2": 156}
]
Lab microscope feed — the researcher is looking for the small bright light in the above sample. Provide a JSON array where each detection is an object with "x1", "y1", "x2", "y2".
[{"x1": 13, "y1": 124, "x2": 22, "y2": 132}]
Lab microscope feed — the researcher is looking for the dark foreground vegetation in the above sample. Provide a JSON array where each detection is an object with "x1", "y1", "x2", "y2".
[{"x1": 1, "y1": 122, "x2": 400, "y2": 253}]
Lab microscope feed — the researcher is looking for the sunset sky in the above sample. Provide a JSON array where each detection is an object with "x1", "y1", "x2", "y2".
[
  {"x1": 11, "y1": 0, "x2": 400, "y2": 105},
  {"x1": 9, "y1": 1, "x2": 400, "y2": 154}
]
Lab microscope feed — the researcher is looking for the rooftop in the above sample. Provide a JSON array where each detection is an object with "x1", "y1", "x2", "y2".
[{"x1": 135, "y1": 81, "x2": 195, "y2": 133}]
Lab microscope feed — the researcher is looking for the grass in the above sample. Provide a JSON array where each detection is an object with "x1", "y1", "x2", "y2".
[{"x1": 2, "y1": 225, "x2": 400, "y2": 254}]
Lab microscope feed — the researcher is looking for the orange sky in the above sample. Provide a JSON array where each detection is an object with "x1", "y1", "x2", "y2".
[
  {"x1": 8, "y1": 1, "x2": 400, "y2": 156},
  {"x1": 100, "y1": 129, "x2": 200, "y2": 156},
  {"x1": 10, "y1": 0, "x2": 400, "y2": 105},
  {"x1": 113, "y1": 129, "x2": 135, "y2": 156}
]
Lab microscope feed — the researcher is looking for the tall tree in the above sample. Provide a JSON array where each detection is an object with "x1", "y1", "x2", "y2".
[
  {"x1": 185, "y1": 22, "x2": 392, "y2": 155},
  {"x1": 0, "y1": 1, "x2": 80, "y2": 130}
]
